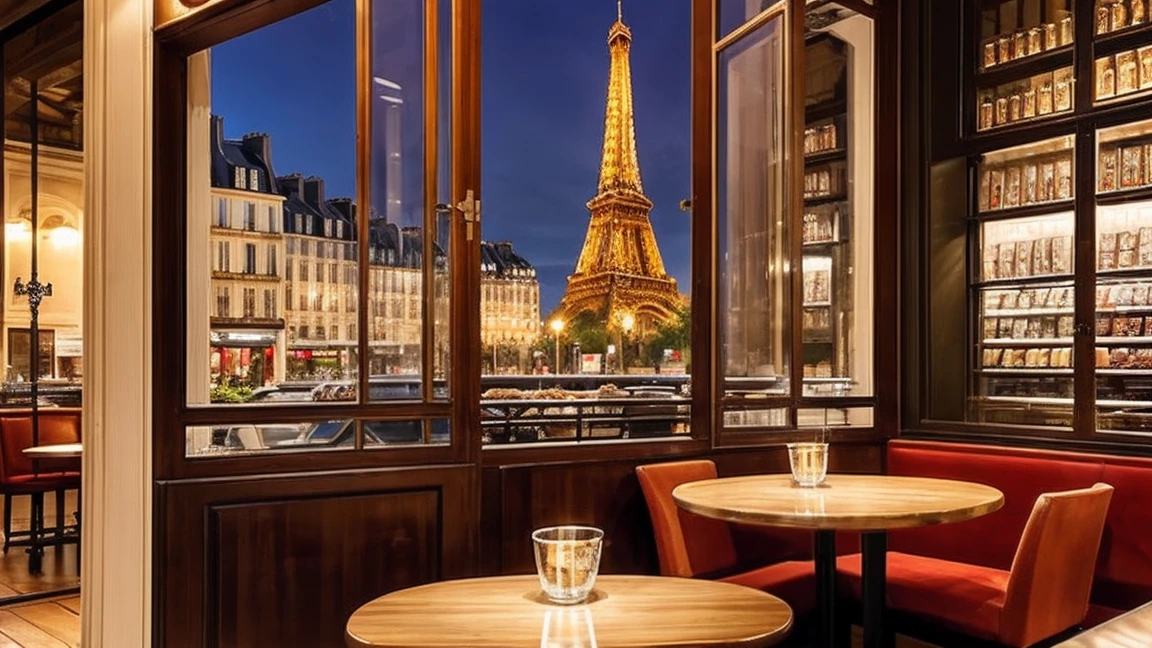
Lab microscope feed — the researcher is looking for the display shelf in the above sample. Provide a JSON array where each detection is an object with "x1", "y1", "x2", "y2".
[
  {"x1": 1097, "y1": 185, "x2": 1152, "y2": 204},
  {"x1": 803, "y1": 301, "x2": 832, "y2": 307},
  {"x1": 1097, "y1": 267, "x2": 1152, "y2": 280},
  {"x1": 973, "y1": 274, "x2": 1076, "y2": 288},
  {"x1": 985, "y1": 307, "x2": 1074, "y2": 316},
  {"x1": 1098, "y1": 336, "x2": 1152, "y2": 344},
  {"x1": 802, "y1": 239, "x2": 841, "y2": 250},
  {"x1": 973, "y1": 201, "x2": 1077, "y2": 221},
  {"x1": 1094, "y1": 21, "x2": 1152, "y2": 57},
  {"x1": 803, "y1": 193, "x2": 849, "y2": 206},
  {"x1": 981, "y1": 337, "x2": 1073, "y2": 345},
  {"x1": 977, "y1": 395, "x2": 1074, "y2": 405},
  {"x1": 974, "y1": 47, "x2": 1074, "y2": 88},
  {"x1": 1098, "y1": 368, "x2": 1152, "y2": 375},
  {"x1": 979, "y1": 368, "x2": 1076, "y2": 375},
  {"x1": 805, "y1": 98, "x2": 846, "y2": 123},
  {"x1": 804, "y1": 149, "x2": 847, "y2": 166}
]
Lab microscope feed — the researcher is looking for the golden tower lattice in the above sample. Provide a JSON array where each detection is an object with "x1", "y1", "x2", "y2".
[{"x1": 552, "y1": 2, "x2": 684, "y2": 332}]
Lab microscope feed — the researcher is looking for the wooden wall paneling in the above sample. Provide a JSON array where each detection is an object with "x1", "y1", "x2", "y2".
[
  {"x1": 156, "y1": 465, "x2": 477, "y2": 648},
  {"x1": 497, "y1": 460, "x2": 659, "y2": 577},
  {"x1": 212, "y1": 492, "x2": 438, "y2": 648}
]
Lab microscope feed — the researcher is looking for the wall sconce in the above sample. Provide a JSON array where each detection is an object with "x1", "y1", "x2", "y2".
[{"x1": 4, "y1": 211, "x2": 80, "y2": 247}]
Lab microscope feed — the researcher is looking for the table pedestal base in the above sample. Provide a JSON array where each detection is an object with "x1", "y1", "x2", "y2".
[{"x1": 812, "y1": 530, "x2": 892, "y2": 648}]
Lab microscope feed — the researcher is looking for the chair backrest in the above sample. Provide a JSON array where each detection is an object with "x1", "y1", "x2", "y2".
[
  {"x1": 635, "y1": 460, "x2": 738, "y2": 578},
  {"x1": 0, "y1": 414, "x2": 82, "y2": 481},
  {"x1": 1000, "y1": 482, "x2": 1114, "y2": 647}
]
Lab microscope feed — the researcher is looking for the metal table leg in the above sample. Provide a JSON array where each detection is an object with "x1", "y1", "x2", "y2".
[
  {"x1": 814, "y1": 529, "x2": 838, "y2": 648},
  {"x1": 861, "y1": 531, "x2": 891, "y2": 648}
]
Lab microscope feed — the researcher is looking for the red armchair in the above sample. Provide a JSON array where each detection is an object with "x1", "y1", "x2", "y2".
[
  {"x1": 0, "y1": 412, "x2": 81, "y2": 554},
  {"x1": 635, "y1": 459, "x2": 817, "y2": 614},
  {"x1": 838, "y1": 483, "x2": 1114, "y2": 647}
]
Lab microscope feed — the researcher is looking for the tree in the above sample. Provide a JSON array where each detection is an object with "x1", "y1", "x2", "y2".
[{"x1": 643, "y1": 304, "x2": 690, "y2": 367}]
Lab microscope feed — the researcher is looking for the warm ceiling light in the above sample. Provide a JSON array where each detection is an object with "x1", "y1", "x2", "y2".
[
  {"x1": 48, "y1": 225, "x2": 80, "y2": 247},
  {"x1": 5, "y1": 221, "x2": 31, "y2": 241}
]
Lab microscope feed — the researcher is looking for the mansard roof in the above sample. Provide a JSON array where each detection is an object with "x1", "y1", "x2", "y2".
[
  {"x1": 209, "y1": 114, "x2": 278, "y2": 194},
  {"x1": 480, "y1": 240, "x2": 536, "y2": 279}
]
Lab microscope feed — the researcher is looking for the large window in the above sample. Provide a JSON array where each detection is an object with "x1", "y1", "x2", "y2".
[
  {"x1": 477, "y1": 0, "x2": 694, "y2": 445},
  {"x1": 716, "y1": 1, "x2": 877, "y2": 438},
  {"x1": 177, "y1": 0, "x2": 458, "y2": 458}
]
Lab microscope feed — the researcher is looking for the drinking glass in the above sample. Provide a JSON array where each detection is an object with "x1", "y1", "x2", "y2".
[
  {"x1": 532, "y1": 525, "x2": 604, "y2": 604},
  {"x1": 787, "y1": 442, "x2": 829, "y2": 487}
]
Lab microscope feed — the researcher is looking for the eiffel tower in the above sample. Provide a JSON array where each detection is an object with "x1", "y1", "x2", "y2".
[{"x1": 552, "y1": 1, "x2": 684, "y2": 333}]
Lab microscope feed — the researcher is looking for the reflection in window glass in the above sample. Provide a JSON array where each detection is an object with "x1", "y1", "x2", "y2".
[
  {"x1": 801, "y1": 6, "x2": 874, "y2": 398},
  {"x1": 363, "y1": 418, "x2": 450, "y2": 446},
  {"x1": 718, "y1": 0, "x2": 781, "y2": 41},
  {"x1": 368, "y1": 0, "x2": 429, "y2": 398},
  {"x1": 185, "y1": 419, "x2": 355, "y2": 457},
  {"x1": 2, "y1": 0, "x2": 84, "y2": 405},
  {"x1": 186, "y1": 0, "x2": 357, "y2": 405},
  {"x1": 718, "y1": 17, "x2": 789, "y2": 401}
]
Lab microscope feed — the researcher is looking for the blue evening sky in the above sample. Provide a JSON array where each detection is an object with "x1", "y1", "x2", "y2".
[{"x1": 210, "y1": 0, "x2": 690, "y2": 312}]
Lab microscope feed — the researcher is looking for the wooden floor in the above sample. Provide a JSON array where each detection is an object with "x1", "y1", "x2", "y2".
[
  {"x1": 0, "y1": 594, "x2": 80, "y2": 647},
  {"x1": 0, "y1": 491, "x2": 80, "y2": 599}
]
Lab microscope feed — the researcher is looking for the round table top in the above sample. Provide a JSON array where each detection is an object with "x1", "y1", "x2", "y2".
[
  {"x1": 673, "y1": 474, "x2": 1004, "y2": 531},
  {"x1": 345, "y1": 574, "x2": 794, "y2": 648},
  {"x1": 22, "y1": 443, "x2": 82, "y2": 459}
]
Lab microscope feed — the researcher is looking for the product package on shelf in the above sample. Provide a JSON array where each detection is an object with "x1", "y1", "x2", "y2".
[
  {"x1": 1096, "y1": 0, "x2": 1147, "y2": 35},
  {"x1": 977, "y1": 67, "x2": 1073, "y2": 131},
  {"x1": 977, "y1": 148, "x2": 1074, "y2": 212}
]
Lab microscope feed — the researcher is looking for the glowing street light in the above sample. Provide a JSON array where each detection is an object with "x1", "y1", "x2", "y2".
[
  {"x1": 617, "y1": 312, "x2": 634, "y2": 375},
  {"x1": 550, "y1": 319, "x2": 565, "y2": 374}
]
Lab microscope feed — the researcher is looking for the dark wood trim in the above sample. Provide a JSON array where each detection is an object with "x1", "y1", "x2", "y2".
[
  {"x1": 152, "y1": 42, "x2": 189, "y2": 481},
  {"x1": 420, "y1": 0, "x2": 438, "y2": 407},
  {"x1": 453, "y1": 0, "x2": 482, "y2": 465},
  {"x1": 873, "y1": 0, "x2": 900, "y2": 437},
  {"x1": 154, "y1": 0, "x2": 330, "y2": 53},
  {"x1": 690, "y1": 0, "x2": 714, "y2": 444},
  {"x1": 788, "y1": 0, "x2": 805, "y2": 421},
  {"x1": 899, "y1": 0, "x2": 924, "y2": 433},
  {"x1": 901, "y1": 426, "x2": 1152, "y2": 458},
  {"x1": 355, "y1": 0, "x2": 370, "y2": 445}
]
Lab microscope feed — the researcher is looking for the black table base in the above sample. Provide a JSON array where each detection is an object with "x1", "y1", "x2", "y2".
[{"x1": 812, "y1": 530, "x2": 893, "y2": 648}]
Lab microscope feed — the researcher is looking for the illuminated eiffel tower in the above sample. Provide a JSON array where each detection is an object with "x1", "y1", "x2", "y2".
[{"x1": 553, "y1": 1, "x2": 684, "y2": 332}]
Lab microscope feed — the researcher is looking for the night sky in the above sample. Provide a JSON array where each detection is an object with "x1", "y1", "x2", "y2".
[{"x1": 210, "y1": 0, "x2": 691, "y2": 313}]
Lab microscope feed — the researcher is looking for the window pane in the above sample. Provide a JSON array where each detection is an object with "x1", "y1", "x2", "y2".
[
  {"x1": 185, "y1": 419, "x2": 355, "y2": 457},
  {"x1": 366, "y1": 0, "x2": 429, "y2": 399},
  {"x1": 718, "y1": 17, "x2": 789, "y2": 400},
  {"x1": 2, "y1": 1, "x2": 84, "y2": 405},
  {"x1": 478, "y1": 1, "x2": 692, "y2": 444},
  {"x1": 801, "y1": 5, "x2": 874, "y2": 399},
  {"x1": 186, "y1": 0, "x2": 357, "y2": 405},
  {"x1": 719, "y1": 0, "x2": 782, "y2": 40},
  {"x1": 363, "y1": 418, "x2": 450, "y2": 447}
]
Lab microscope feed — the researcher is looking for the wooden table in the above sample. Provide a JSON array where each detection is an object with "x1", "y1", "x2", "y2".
[
  {"x1": 1054, "y1": 602, "x2": 1152, "y2": 647},
  {"x1": 22, "y1": 443, "x2": 83, "y2": 459},
  {"x1": 674, "y1": 474, "x2": 1004, "y2": 648},
  {"x1": 21, "y1": 443, "x2": 82, "y2": 574},
  {"x1": 345, "y1": 574, "x2": 794, "y2": 647}
]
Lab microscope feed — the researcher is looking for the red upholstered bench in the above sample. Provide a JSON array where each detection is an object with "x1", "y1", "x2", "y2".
[{"x1": 877, "y1": 439, "x2": 1152, "y2": 627}]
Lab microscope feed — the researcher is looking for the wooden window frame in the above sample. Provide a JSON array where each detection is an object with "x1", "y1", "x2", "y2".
[{"x1": 152, "y1": 0, "x2": 480, "y2": 480}]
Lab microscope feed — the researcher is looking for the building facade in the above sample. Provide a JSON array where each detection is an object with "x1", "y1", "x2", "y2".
[
  {"x1": 208, "y1": 117, "x2": 286, "y2": 387},
  {"x1": 481, "y1": 240, "x2": 540, "y2": 371}
]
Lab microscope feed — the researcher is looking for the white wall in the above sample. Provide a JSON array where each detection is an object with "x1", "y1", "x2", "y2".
[{"x1": 82, "y1": 0, "x2": 152, "y2": 645}]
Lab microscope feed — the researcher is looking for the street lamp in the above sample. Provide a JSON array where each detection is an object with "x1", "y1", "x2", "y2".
[
  {"x1": 550, "y1": 319, "x2": 565, "y2": 374},
  {"x1": 618, "y1": 312, "x2": 634, "y2": 375}
]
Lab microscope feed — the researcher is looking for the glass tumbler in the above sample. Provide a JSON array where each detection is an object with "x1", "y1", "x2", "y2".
[
  {"x1": 532, "y1": 525, "x2": 604, "y2": 604},
  {"x1": 787, "y1": 442, "x2": 829, "y2": 487}
]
